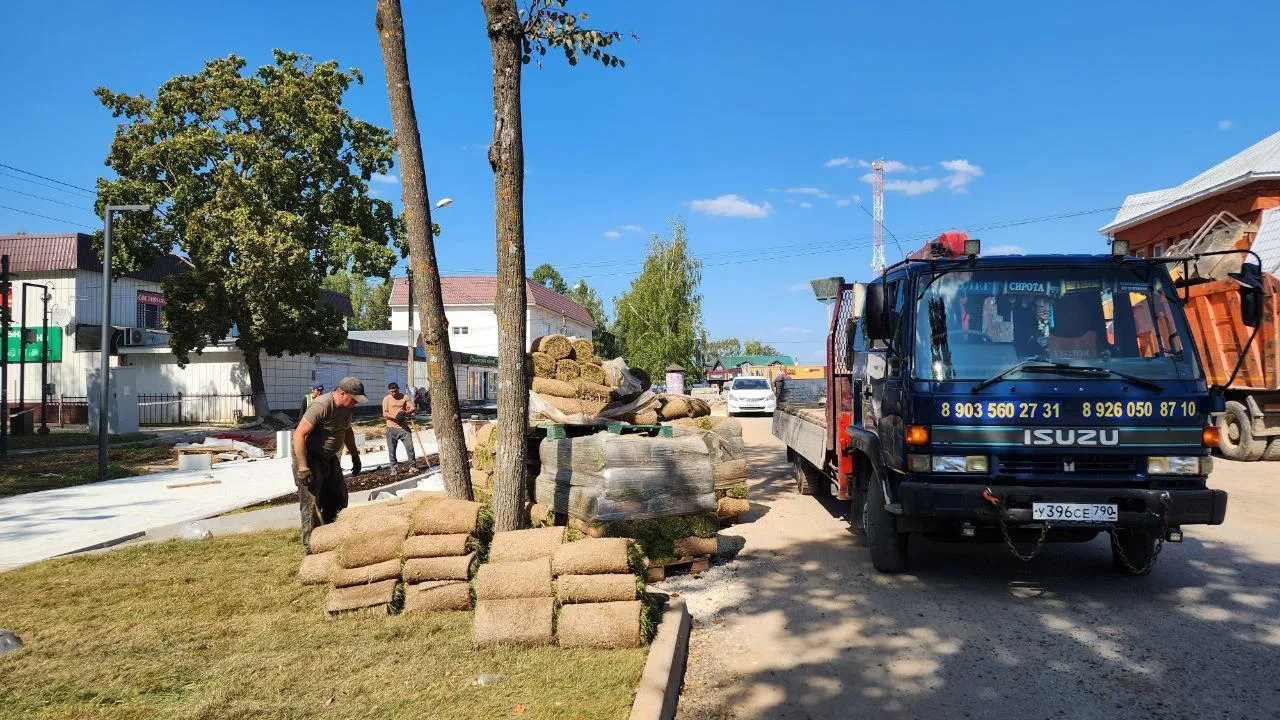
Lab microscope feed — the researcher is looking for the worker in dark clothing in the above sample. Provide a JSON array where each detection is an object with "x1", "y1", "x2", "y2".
[{"x1": 292, "y1": 376, "x2": 366, "y2": 547}]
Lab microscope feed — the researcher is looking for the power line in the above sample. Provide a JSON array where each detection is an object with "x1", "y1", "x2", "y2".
[
  {"x1": 0, "y1": 163, "x2": 96, "y2": 195},
  {"x1": 0, "y1": 204, "x2": 97, "y2": 231},
  {"x1": 0, "y1": 170, "x2": 98, "y2": 199},
  {"x1": 0, "y1": 185, "x2": 97, "y2": 214}
]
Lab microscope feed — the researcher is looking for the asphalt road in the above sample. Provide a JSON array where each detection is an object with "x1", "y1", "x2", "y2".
[{"x1": 673, "y1": 416, "x2": 1280, "y2": 719}]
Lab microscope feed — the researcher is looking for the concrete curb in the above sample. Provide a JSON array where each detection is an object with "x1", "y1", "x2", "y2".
[{"x1": 629, "y1": 598, "x2": 691, "y2": 720}]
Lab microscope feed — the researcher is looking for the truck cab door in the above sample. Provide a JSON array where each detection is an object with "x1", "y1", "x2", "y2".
[{"x1": 865, "y1": 280, "x2": 906, "y2": 472}]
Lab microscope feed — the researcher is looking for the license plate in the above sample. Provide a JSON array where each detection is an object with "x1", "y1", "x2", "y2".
[{"x1": 1031, "y1": 502, "x2": 1118, "y2": 524}]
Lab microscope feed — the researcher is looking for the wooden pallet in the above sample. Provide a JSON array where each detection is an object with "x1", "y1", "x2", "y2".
[
  {"x1": 605, "y1": 423, "x2": 673, "y2": 438},
  {"x1": 646, "y1": 555, "x2": 711, "y2": 582},
  {"x1": 540, "y1": 422, "x2": 610, "y2": 440}
]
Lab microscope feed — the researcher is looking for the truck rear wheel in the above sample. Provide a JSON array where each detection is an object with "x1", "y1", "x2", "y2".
[
  {"x1": 863, "y1": 476, "x2": 910, "y2": 573},
  {"x1": 1218, "y1": 400, "x2": 1265, "y2": 461},
  {"x1": 792, "y1": 455, "x2": 828, "y2": 496}
]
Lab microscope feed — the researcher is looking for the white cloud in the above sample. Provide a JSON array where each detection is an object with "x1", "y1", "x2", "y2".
[
  {"x1": 939, "y1": 159, "x2": 984, "y2": 193},
  {"x1": 788, "y1": 282, "x2": 811, "y2": 292},
  {"x1": 985, "y1": 244, "x2": 1027, "y2": 255},
  {"x1": 852, "y1": 159, "x2": 916, "y2": 173},
  {"x1": 1218, "y1": 120, "x2": 1233, "y2": 130},
  {"x1": 621, "y1": 224, "x2": 645, "y2": 233},
  {"x1": 799, "y1": 201, "x2": 814, "y2": 208},
  {"x1": 825, "y1": 157, "x2": 855, "y2": 168},
  {"x1": 777, "y1": 326, "x2": 812, "y2": 334},
  {"x1": 885, "y1": 178, "x2": 942, "y2": 195},
  {"x1": 371, "y1": 172, "x2": 399, "y2": 184},
  {"x1": 834, "y1": 198, "x2": 852, "y2": 207},
  {"x1": 689, "y1": 194, "x2": 773, "y2": 219},
  {"x1": 602, "y1": 230, "x2": 622, "y2": 239},
  {"x1": 786, "y1": 187, "x2": 823, "y2": 195}
]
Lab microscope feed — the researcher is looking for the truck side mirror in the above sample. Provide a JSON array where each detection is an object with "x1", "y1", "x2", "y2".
[
  {"x1": 1230, "y1": 263, "x2": 1265, "y2": 328},
  {"x1": 865, "y1": 283, "x2": 889, "y2": 341}
]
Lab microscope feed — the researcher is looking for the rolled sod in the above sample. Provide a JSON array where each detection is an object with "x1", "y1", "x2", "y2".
[
  {"x1": 541, "y1": 395, "x2": 608, "y2": 418},
  {"x1": 531, "y1": 352, "x2": 557, "y2": 379},
  {"x1": 570, "y1": 338, "x2": 595, "y2": 361},
  {"x1": 555, "y1": 358, "x2": 581, "y2": 382},
  {"x1": 474, "y1": 557, "x2": 553, "y2": 600},
  {"x1": 573, "y1": 378, "x2": 613, "y2": 401},
  {"x1": 531, "y1": 377, "x2": 578, "y2": 398},
  {"x1": 411, "y1": 498, "x2": 483, "y2": 535},
  {"x1": 529, "y1": 503, "x2": 553, "y2": 527},
  {"x1": 688, "y1": 397, "x2": 712, "y2": 417},
  {"x1": 716, "y1": 497, "x2": 751, "y2": 519},
  {"x1": 330, "y1": 558, "x2": 403, "y2": 588},
  {"x1": 578, "y1": 361, "x2": 607, "y2": 386},
  {"x1": 473, "y1": 597, "x2": 555, "y2": 648},
  {"x1": 552, "y1": 537, "x2": 632, "y2": 576},
  {"x1": 307, "y1": 523, "x2": 351, "y2": 554},
  {"x1": 488, "y1": 526, "x2": 566, "y2": 563},
  {"x1": 403, "y1": 581, "x2": 472, "y2": 613},
  {"x1": 337, "y1": 526, "x2": 407, "y2": 569},
  {"x1": 298, "y1": 551, "x2": 337, "y2": 585},
  {"x1": 556, "y1": 574, "x2": 638, "y2": 604},
  {"x1": 630, "y1": 409, "x2": 660, "y2": 426},
  {"x1": 403, "y1": 533, "x2": 472, "y2": 559},
  {"x1": 402, "y1": 552, "x2": 477, "y2": 582},
  {"x1": 470, "y1": 468, "x2": 491, "y2": 490},
  {"x1": 534, "y1": 334, "x2": 573, "y2": 360},
  {"x1": 475, "y1": 422, "x2": 495, "y2": 448},
  {"x1": 713, "y1": 459, "x2": 749, "y2": 487},
  {"x1": 556, "y1": 600, "x2": 643, "y2": 649},
  {"x1": 659, "y1": 396, "x2": 693, "y2": 421},
  {"x1": 673, "y1": 535, "x2": 718, "y2": 559},
  {"x1": 326, "y1": 578, "x2": 398, "y2": 614}
]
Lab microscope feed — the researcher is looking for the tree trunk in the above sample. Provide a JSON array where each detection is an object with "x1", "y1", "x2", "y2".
[
  {"x1": 375, "y1": 0, "x2": 472, "y2": 501},
  {"x1": 482, "y1": 0, "x2": 529, "y2": 532},
  {"x1": 240, "y1": 344, "x2": 271, "y2": 419}
]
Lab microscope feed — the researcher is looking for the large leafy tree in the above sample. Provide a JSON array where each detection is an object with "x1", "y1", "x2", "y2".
[
  {"x1": 530, "y1": 262, "x2": 567, "y2": 294},
  {"x1": 565, "y1": 278, "x2": 622, "y2": 359},
  {"x1": 744, "y1": 339, "x2": 782, "y2": 356},
  {"x1": 614, "y1": 219, "x2": 704, "y2": 380},
  {"x1": 376, "y1": 0, "x2": 471, "y2": 500},
  {"x1": 95, "y1": 51, "x2": 400, "y2": 417},
  {"x1": 322, "y1": 272, "x2": 392, "y2": 330},
  {"x1": 481, "y1": 0, "x2": 629, "y2": 531},
  {"x1": 705, "y1": 337, "x2": 742, "y2": 359}
]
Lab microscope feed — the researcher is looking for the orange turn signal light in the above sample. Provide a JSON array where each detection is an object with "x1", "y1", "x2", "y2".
[
  {"x1": 906, "y1": 425, "x2": 930, "y2": 446},
  {"x1": 1202, "y1": 426, "x2": 1221, "y2": 448}
]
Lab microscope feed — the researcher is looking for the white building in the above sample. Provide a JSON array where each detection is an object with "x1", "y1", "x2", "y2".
[
  {"x1": 389, "y1": 275, "x2": 595, "y2": 357},
  {"x1": 0, "y1": 233, "x2": 493, "y2": 426}
]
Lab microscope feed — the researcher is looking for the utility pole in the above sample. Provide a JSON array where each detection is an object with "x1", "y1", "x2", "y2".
[
  {"x1": 1, "y1": 255, "x2": 9, "y2": 458},
  {"x1": 99, "y1": 205, "x2": 151, "y2": 479},
  {"x1": 38, "y1": 285, "x2": 49, "y2": 435}
]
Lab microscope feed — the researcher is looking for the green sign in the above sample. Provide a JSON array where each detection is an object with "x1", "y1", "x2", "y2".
[{"x1": 5, "y1": 327, "x2": 62, "y2": 363}]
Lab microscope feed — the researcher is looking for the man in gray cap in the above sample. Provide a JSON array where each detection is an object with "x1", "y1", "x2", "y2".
[{"x1": 292, "y1": 376, "x2": 367, "y2": 546}]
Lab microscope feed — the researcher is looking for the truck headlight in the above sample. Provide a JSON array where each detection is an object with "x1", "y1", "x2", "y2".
[
  {"x1": 929, "y1": 455, "x2": 989, "y2": 473},
  {"x1": 1147, "y1": 456, "x2": 1201, "y2": 475}
]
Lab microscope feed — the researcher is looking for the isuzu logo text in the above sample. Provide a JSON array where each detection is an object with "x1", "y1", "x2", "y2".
[{"x1": 1023, "y1": 429, "x2": 1119, "y2": 447}]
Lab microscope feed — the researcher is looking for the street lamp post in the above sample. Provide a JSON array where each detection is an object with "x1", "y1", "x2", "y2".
[
  {"x1": 406, "y1": 197, "x2": 453, "y2": 400},
  {"x1": 98, "y1": 205, "x2": 151, "y2": 480},
  {"x1": 18, "y1": 283, "x2": 51, "y2": 435}
]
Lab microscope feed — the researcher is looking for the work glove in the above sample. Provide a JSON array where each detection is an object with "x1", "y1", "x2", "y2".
[
  {"x1": 395, "y1": 410, "x2": 408, "y2": 423},
  {"x1": 294, "y1": 466, "x2": 313, "y2": 488},
  {"x1": 350, "y1": 455, "x2": 362, "y2": 477}
]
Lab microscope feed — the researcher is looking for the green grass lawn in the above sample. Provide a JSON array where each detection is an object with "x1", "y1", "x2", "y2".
[
  {"x1": 0, "y1": 531, "x2": 648, "y2": 720},
  {"x1": 0, "y1": 444, "x2": 175, "y2": 498},
  {"x1": 6, "y1": 431, "x2": 156, "y2": 450}
]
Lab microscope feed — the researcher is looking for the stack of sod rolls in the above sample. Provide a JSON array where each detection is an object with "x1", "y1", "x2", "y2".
[
  {"x1": 534, "y1": 431, "x2": 717, "y2": 523},
  {"x1": 528, "y1": 334, "x2": 618, "y2": 418},
  {"x1": 552, "y1": 537, "x2": 647, "y2": 648},
  {"x1": 472, "y1": 525, "x2": 567, "y2": 648},
  {"x1": 470, "y1": 422, "x2": 497, "y2": 502},
  {"x1": 566, "y1": 513, "x2": 720, "y2": 567},
  {"x1": 401, "y1": 497, "x2": 487, "y2": 613}
]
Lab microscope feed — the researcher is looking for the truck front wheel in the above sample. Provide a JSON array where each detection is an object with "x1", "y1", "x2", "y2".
[
  {"x1": 863, "y1": 477, "x2": 910, "y2": 573},
  {"x1": 1218, "y1": 400, "x2": 1265, "y2": 461}
]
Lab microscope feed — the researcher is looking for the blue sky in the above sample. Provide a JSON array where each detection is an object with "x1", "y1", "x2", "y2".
[{"x1": 3, "y1": 0, "x2": 1279, "y2": 363}]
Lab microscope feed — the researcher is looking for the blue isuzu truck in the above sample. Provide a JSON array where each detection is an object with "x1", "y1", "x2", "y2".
[{"x1": 773, "y1": 233, "x2": 1265, "y2": 574}]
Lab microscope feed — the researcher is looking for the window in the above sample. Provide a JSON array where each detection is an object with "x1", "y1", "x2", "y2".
[
  {"x1": 452, "y1": 326, "x2": 468, "y2": 335},
  {"x1": 1153, "y1": 242, "x2": 1165, "y2": 257}
]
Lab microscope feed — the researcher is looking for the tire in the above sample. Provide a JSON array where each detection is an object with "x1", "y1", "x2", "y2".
[
  {"x1": 1111, "y1": 530, "x2": 1158, "y2": 576},
  {"x1": 862, "y1": 474, "x2": 910, "y2": 573},
  {"x1": 1217, "y1": 400, "x2": 1265, "y2": 461},
  {"x1": 792, "y1": 455, "x2": 828, "y2": 496}
]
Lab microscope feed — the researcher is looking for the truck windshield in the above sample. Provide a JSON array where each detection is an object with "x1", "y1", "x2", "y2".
[{"x1": 912, "y1": 267, "x2": 1201, "y2": 382}]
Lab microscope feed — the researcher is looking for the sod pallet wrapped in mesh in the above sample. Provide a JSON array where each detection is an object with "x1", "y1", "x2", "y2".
[{"x1": 534, "y1": 431, "x2": 716, "y2": 522}]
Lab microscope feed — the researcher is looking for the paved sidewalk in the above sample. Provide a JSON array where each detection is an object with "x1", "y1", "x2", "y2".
[{"x1": 0, "y1": 429, "x2": 437, "y2": 571}]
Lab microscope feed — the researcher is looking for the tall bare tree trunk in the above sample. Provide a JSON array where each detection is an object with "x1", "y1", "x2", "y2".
[
  {"x1": 482, "y1": 0, "x2": 528, "y2": 531},
  {"x1": 375, "y1": 0, "x2": 472, "y2": 500}
]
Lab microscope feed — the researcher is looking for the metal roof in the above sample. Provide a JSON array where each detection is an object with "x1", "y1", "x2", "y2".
[
  {"x1": 389, "y1": 275, "x2": 596, "y2": 329},
  {"x1": 1101, "y1": 130, "x2": 1280, "y2": 235},
  {"x1": 0, "y1": 232, "x2": 187, "y2": 282},
  {"x1": 714, "y1": 354, "x2": 795, "y2": 368}
]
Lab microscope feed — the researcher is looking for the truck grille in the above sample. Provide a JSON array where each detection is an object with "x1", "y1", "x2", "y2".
[{"x1": 996, "y1": 455, "x2": 1139, "y2": 477}]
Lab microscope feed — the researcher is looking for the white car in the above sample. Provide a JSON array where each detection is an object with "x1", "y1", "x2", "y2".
[{"x1": 726, "y1": 376, "x2": 776, "y2": 416}]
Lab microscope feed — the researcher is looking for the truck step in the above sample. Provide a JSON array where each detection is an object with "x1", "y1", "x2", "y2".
[{"x1": 646, "y1": 555, "x2": 712, "y2": 582}]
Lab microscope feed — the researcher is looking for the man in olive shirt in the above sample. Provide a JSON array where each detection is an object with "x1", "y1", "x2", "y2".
[
  {"x1": 382, "y1": 381, "x2": 417, "y2": 474},
  {"x1": 292, "y1": 376, "x2": 366, "y2": 546}
]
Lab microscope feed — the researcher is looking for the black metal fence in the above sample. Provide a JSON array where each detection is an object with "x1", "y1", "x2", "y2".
[{"x1": 137, "y1": 393, "x2": 256, "y2": 426}]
